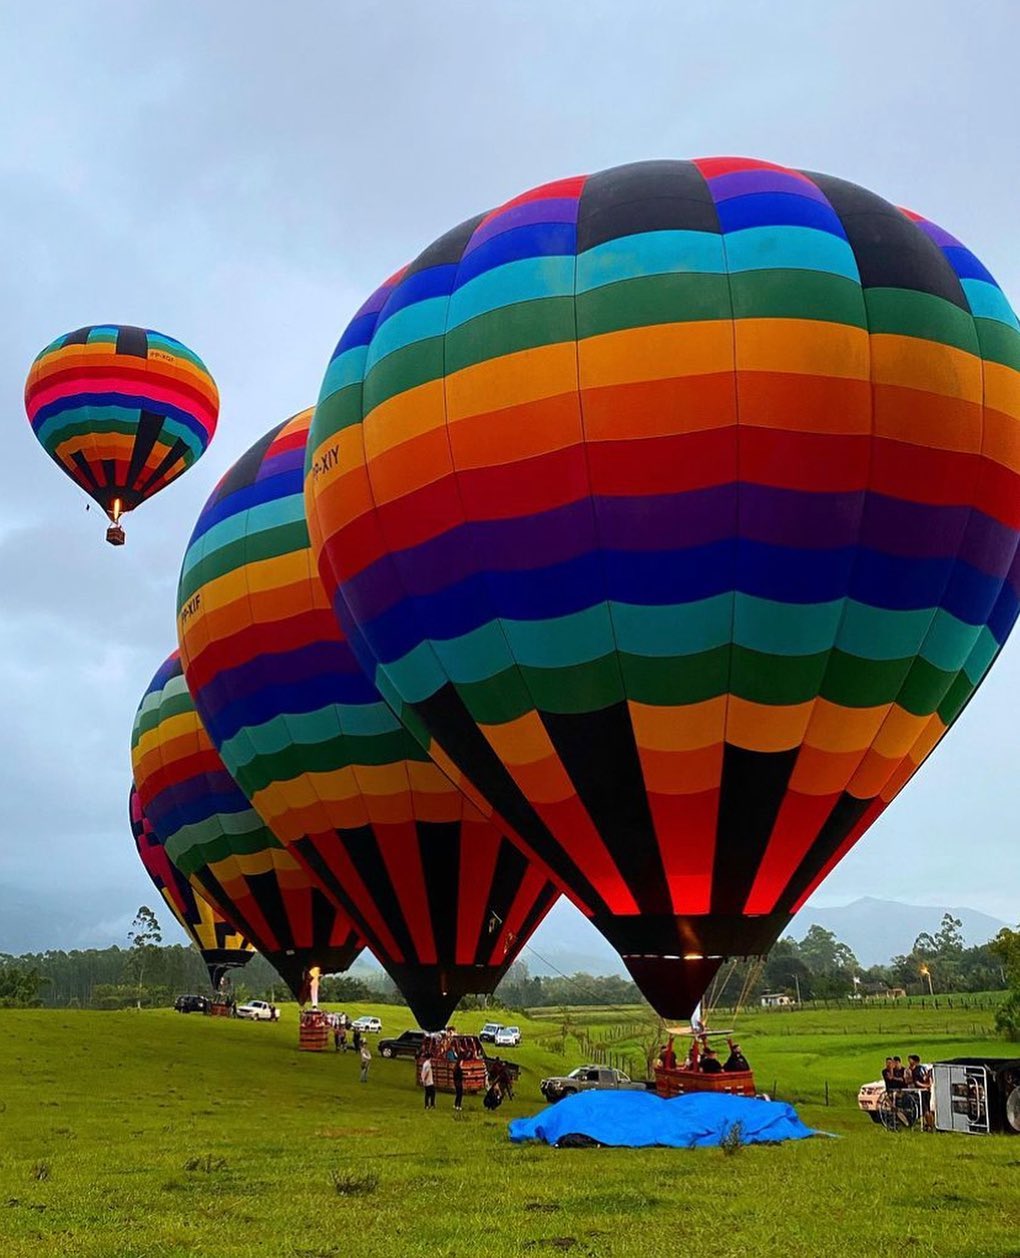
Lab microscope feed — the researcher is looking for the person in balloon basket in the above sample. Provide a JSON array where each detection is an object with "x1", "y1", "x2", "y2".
[
  {"x1": 699, "y1": 1046, "x2": 723, "y2": 1074},
  {"x1": 420, "y1": 1054, "x2": 436, "y2": 1109},
  {"x1": 359, "y1": 1040, "x2": 371, "y2": 1084},
  {"x1": 723, "y1": 1039, "x2": 750, "y2": 1073}
]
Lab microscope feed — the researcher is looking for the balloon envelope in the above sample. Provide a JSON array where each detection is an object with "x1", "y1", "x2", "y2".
[
  {"x1": 25, "y1": 324, "x2": 217, "y2": 529},
  {"x1": 178, "y1": 410, "x2": 557, "y2": 1029},
  {"x1": 306, "y1": 157, "x2": 1020, "y2": 1017},
  {"x1": 129, "y1": 784, "x2": 254, "y2": 990},
  {"x1": 131, "y1": 652, "x2": 362, "y2": 999}
]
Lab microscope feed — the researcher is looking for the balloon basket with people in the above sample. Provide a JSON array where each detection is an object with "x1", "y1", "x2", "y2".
[
  {"x1": 654, "y1": 1026, "x2": 757, "y2": 1100},
  {"x1": 419, "y1": 1033, "x2": 489, "y2": 1095},
  {"x1": 299, "y1": 1008, "x2": 331, "y2": 1052}
]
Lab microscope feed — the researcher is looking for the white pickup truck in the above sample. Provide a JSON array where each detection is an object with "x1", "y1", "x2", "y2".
[
  {"x1": 540, "y1": 1065, "x2": 652, "y2": 1103},
  {"x1": 235, "y1": 1000, "x2": 280, "y2": 1022}
]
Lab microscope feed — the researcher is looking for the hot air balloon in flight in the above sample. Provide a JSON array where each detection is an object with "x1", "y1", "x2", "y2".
[
  {"x1": 129, "y1": 784, "x2": 254, "y2": 991},
  {"x1": 131, "y1": 652, "x2": 362, "y2": 1002},
  {"x1": 177, "y1": 410, "x2": 557, "y2": 1030},
  {"x1": 306, "y1": 158, "x2": 1020, "y2": 1018},
  {"x1": 25, "y1": 325, "x2": 217, "y2": 545}
]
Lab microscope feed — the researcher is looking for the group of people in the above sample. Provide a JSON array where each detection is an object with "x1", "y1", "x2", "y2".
[
  {"x1": 881, "y1": 1053, "x2": 930, "y2": 1091},
  {"x1": 657, "y1": 1035, "x2": 751, "y2": 1075},
  {"x1": 881, "y1": 1053, "x2": 933, "y2": 1127},
  {"x1": 418, "y1": 1031, "x2": 516, "y2": 1113},
  {"x1": 326, "y1": 1015, "x2": 372, "y2": 1082}
]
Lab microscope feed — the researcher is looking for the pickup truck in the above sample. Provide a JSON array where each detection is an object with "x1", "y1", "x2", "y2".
[
  {"x1": 235, "y1": 999, "x2": 280, "y2": 1022},
  {"x1": 540, "y1": 1065, "x2": 652, "y2": 1103}
]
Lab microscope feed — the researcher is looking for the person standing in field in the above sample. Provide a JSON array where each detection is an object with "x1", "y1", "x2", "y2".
[
  {"x1": 908, "y1": 1054, "x2": 934, "y2": 1130},
  {"x1": 359, "y1": 1040, "x2": 371, "y2": 1083},
  {"x1": 453, "y1": 1054, "x2": 464, "y2": 1111},
  {"x1": 421, "y1": 1054, "x2": 436, "y2": 1109}
]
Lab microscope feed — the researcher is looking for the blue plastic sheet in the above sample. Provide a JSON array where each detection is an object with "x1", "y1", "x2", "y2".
[{"x1": 508, "y1": 1089, "x2": 818, "y2": 1148}]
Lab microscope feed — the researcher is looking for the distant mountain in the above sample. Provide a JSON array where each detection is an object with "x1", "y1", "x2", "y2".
[
  {"x1": 787, "y1": 897, "x2": 1008, "y2": 968},
  {"x1": 517, "y1": 900, "x2": 631, "y2": 977}
]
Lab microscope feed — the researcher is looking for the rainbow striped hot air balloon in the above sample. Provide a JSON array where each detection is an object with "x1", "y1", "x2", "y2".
[
  {"x1": 177, "y1": 410, "x2": 557, "y2": 1030},
  {"x1": 131, "y1": 652, "x2": 362, "y2": 1001},
  {"x1": 129, "y1": 785, "x2": 254, "y2": 991},
  {"x1": 306, "y1": 157, "x2": 1020, "y2": 1018},
  {"x1": 25, "y1": 324, "x2": 217, "y2": 545}
]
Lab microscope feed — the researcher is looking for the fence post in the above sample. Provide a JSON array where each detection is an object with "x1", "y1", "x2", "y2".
[{"x1": 825, "y1": 1080, "x2": 829, "y2": 1107}]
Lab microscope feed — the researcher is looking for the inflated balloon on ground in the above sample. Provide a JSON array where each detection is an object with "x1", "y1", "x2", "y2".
[
  {"x1": 178, "y1": 410, "x2": 557, "y2": 1030},
  {"x1": 306, "y1": 156, "x2": 1020, "y2": 1018},
  {"x1": 129, "y1": 784, "x2": 254, "y2": 991},
  {"x1": 130, "y1": 652, "x2": 362, "y2": 1000}
]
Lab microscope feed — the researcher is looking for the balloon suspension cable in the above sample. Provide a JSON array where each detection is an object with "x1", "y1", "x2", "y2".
[
  {"x1": 703, "y1": 958, "x2": 741, "y2": 1021},
  {"x1": 732, "y1": 956, "x2": 767, "y2": 1022}
]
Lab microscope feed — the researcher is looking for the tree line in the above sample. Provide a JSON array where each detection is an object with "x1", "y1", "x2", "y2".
[{"x1": 0, "y1": 906, "x2": 1016, "y2": 1023}]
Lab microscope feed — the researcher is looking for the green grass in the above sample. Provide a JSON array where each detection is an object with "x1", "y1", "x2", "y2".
[{"x1": 0, "y1": 1003, "x2": 1017, "y2": 1257}]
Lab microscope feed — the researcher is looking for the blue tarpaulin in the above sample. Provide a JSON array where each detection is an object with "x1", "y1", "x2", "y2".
[{"x1": 508, "y1": 1090, "x2": 818, "y2": 1148}]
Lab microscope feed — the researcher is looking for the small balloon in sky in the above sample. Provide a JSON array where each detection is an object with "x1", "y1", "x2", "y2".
[{"x1": 24, "y1": 324, "x2": 218, "y2": 546}]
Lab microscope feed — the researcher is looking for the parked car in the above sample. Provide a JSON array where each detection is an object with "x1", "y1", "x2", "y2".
[
  {"x1": 494, "y1": 1025, "x2": 521, "y2": 1047},
  {"x1": 479, "y1": 1022, "x2": 503, "y2": 1042},
  {"x1": 378, "y1": 1030, "x2": 425, "y2": 1059},
  {"x1": 857, "y1": 1079, "x2": 886, "y2": 1123},
  {"x1": 351, "y1": 1015, "x2": 382, "y2": 1034},
  {"x1": 540, "y1": 1065, "x2": 652, "y2": 1103},
  {"x1": 174, "y1": 994, "x2": 210, "y2": 1014},
  {"x1": 236, "y1": 999, "x2": 280, "y2": 1022}
]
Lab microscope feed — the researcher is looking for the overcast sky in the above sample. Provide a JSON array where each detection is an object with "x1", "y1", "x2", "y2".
[{"x1": 1, "y1": 1, "x2": 1017, "y2": 954}]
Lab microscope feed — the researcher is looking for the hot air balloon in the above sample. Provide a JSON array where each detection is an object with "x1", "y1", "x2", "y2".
[
  {"x1": 25, "y1": 325, "x2": 218, "y2": 545},
  {"x1": 306, "y1": 158, "x2": 1020, "y2": 1019},
  {"x1": 129, "y1": 784, "x2": 254, "y2": 991},
  {"x1": 131, "y1": 652, "x2": 362, "y2": 1002},
  {"x1": 177, "y1": 410, "x2": 557, "y2": 1030}
]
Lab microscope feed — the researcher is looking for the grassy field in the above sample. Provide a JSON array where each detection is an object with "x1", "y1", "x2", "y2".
[{"x1": 0, "y1": 1002, "x2": 1017, "y2": 1258}]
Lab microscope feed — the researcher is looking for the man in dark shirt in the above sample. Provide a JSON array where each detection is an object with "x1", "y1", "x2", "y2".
[
  {"x1": 881, "y1": 1057, "x2": 897, "y2": 1090},
  {"x1": 908, "y1": 1054, "x2": 933, "y2": 1128},
  {"x1": 723, "y1": 1039, "x2": 750, "y2": 1072},
  {"x1": 699, "y1": 1046, "x2": 723, "y2": 1074},
  {"x1": 891, "y1": 1056, "x2": 907, "y2": 1087}
]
